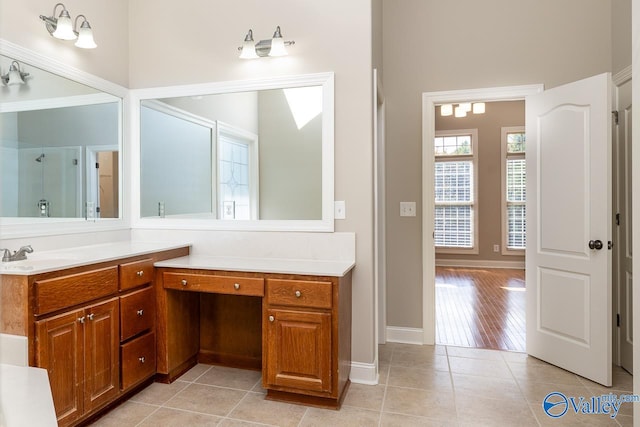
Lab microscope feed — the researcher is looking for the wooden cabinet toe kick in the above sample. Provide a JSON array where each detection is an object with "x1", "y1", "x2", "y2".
[{"x1": 265, "y1": 380, "x2": 351, "y2": 410}]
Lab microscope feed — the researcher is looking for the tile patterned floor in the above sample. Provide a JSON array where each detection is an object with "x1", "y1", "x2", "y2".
[
  {"x1": 436, "y1": 267, "x2": 526, "y2": 352},
  {"x1": 90, "y1": 344, "x2": 633, "y2": 426}
]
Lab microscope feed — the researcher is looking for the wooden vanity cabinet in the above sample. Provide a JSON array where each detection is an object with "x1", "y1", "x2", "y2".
[
  {"x1": 1, "y1": 247, "x2": 191, "y2": 427},
  {"x1": 36, "y1": 297, "x2": 119, "y2": 427},
  {"x1": 156, "y1": 268, "x2": 352, "y2": 409},
  {"x1": 118, "y1": 263, "x2": 157, "y2": 392},
  {"x1": 263, "y1": 274, "x2": 353, "y2": 408}
]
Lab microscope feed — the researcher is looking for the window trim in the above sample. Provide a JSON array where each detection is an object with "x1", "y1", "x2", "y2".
[
  {"x1": 434, "y1": 128, "x2": 479, "y2": 255},
  {"x1": 501, "y1": 126, "x2": 526, "y2": 255}
]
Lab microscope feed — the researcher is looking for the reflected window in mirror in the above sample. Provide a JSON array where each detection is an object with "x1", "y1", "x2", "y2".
[{"x1": 139, "y1": 86, "x2": 323, "y2": 221}]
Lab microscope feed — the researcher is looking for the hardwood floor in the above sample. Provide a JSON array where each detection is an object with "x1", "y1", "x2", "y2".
[{"x1": 435, "y1": 267, "x2": 526, "y2": 352}]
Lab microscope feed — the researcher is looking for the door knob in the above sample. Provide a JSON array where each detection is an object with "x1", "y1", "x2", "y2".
[{"x1": 588, "y1": 240, "x2": 603, "y2": 250}]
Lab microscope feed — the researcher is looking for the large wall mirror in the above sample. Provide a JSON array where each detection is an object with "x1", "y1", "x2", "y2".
[
  {"x1": 0, "y1": 41, "x2": 126, "y2": 237},
  {"x1": 131, "y1": 72, "x2": 334, "y2": 231}
]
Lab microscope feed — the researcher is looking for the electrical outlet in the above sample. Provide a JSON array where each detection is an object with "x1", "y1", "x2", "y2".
[
  {"x1": 334, "y1": 201, "x2": 346, "y2": 219},
  {"x1": 400, "y1": 202, "x2": 416, "y2": 217},
  {"x1": 493, "y1": 244, "x2": 500, "y2": 252}
]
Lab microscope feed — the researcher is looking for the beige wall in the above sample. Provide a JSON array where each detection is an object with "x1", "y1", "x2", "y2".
[
  {"x1": 435, "y1": 101, "x2": 525, "y2": 264},
  {"x1": 612, "y1": 0, "x2": 632, "y2": 75},
  {"x1": 0, "y1": 0, "x2": 129, "y2": 86},
  {"x1": 130, "y1": 0, "x2": 376, "y2": 364},
  {"x1": 383, "y1": 0, "x2": 614, "y2": 329}
]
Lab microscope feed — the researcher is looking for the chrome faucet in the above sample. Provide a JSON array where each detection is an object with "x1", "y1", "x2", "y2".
[{"x1": 1, "y1": 245, "x2": 34, "y2": 262}]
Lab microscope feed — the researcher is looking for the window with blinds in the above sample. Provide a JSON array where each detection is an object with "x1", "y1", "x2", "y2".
[
  {"x1": 434, "y1": 130, "x2": 477, "y2": 251},
  {"x1": 503, "y1": 129, "x2": 526, "y2": 251}
]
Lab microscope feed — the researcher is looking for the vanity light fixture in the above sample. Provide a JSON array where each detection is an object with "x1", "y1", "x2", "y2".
[
  {"x1": 73, "y1": 15, "x2": 97, "y2": 49},
  {"x1": 1, "y1": 61, "x2": 29, "y2": 86},
  {"x1": 40, "y1": 3, "x2": 76, "y2": 40},
  {"x1": 238, "y1": 26, "x2": 295, "y2": 59},
  {"x1": 40, "y1": 3, "x2": 97, "y2": 49},
  {"x1": 440, "y1": 102, "x2": 486, "y2": 118}
]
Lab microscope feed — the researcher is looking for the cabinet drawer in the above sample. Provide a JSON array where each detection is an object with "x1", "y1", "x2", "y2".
[
  {"x1": 121, "y1": 331, "x2": 156, "y2": 390},
  {"x1": 120, "y1": 287, "x2": 155, "y2": 341},
  {"x1": 119, "y1": 259, "x2": 154, "y2": 291},
  {"x1": 266, "y1": 279, "x2": 333, "y2": 309},
  {"x1": 163, "y1": 272, "x2": 264, "y2": 297},
  {"x1": 35, "y1": 267, "x2": 119, "y2": 316}
]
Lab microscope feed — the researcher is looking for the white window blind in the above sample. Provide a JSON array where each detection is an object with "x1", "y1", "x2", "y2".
[
  {"x1": 504, "y1": 130, "x2": 526, "y2": 250},
  {"x1": 434, "y1": 130, "x2": 477, "y2": 250}
]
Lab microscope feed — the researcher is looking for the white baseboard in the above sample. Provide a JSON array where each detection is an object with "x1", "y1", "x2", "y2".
[
  {"x1": 349, "y1": 361, "x2": 378, "y2": 385},
  {"x1": 385, "y1": 326, "x2": 424, "y2": 345},
  {"x1": 436, "y1": 259, "x2": 525, "y2": 269}
]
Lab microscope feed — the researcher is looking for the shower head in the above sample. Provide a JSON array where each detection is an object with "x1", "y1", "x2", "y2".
[{"x1": 35, "y1": 154, "x2": 45, "y2": 162}]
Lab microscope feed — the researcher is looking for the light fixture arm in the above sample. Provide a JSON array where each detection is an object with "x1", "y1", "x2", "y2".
[
  {"x1": 39, "y1": 3, "x2": 69, "y2": 35},
  {"x1": 74, "y1": 14, "x2": 90, "y2": 31}
]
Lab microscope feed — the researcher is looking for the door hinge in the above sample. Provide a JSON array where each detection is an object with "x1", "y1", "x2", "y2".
[
  {"x1": 616, "y1": 213, "x2": 620, "y2": 226},
  {"x1": 617, "y1": 313, "x2": 620, "y2": 327},
  {"x1": 612, "y1": 110, "x2": 619, "y2": 125},
  {"x1": 95, "y1": 162, "x2": 100, "y2": 169}
]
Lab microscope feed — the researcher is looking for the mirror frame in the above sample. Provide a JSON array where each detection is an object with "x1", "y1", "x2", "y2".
[
  {"x1": 130, "y1": 72, "x2": 335, "y2": 232},
  {"x1": 0, "y1": 39, "x2": 129, "y2": 238}
]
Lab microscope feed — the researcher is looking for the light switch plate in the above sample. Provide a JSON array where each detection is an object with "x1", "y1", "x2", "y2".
[
  {"x1": 334, "y1": 201, "x2": 346, "y2": 219},
  {"x1": 400, "y1": 201, "x2": 416, "y2": 217}
]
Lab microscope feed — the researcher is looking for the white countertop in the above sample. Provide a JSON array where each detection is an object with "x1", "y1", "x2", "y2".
[
  {"x1": 0, "y1": 241, "x2": 191, "y2": 276},
  {"x1": 0, "y1": 364, "x2": 57, "y2": 426},
  {"x1": 155, "y1": 255, "x2": 355, "y2": 277}
]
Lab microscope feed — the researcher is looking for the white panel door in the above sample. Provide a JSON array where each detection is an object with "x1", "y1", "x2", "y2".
[{"x1": 526, "y1": 73, "x2": 612, "y2": 386}]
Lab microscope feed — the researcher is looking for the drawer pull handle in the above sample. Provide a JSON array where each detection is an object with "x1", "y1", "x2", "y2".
[
  {"x1": 137, "y1": 309, "x2": 144, "y2": 316},
  {"x1": 137, "y1": 270, "x2": 144, "y2": 277},
  {"x1": 181, "y1": 279, "x2": 188, "y2": 286},
  {"x1": 138, "y1": 356, "x2": 145, "y2": 364},
  {"x1": 295, "y1": 290, "x2": 301, "y2": 298},
  {"x1": 269, "y1": 315, "x2": 275, "y2": 322},
  {"x1": 87, "y1": 313, "x2": 95, "y2": 321},
  {"x1": 78, "y1": 316, "x2": 85, "y2": 324},
  {"x1": 234, "y1": 283, "x2": 240, "y2": 290}
]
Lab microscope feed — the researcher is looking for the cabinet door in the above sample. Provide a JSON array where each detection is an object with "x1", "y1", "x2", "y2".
[
  {"x1": 84, "y1": 297, "x2": 120, "y2": 412},
  {"x1": 264, "y1": 308, "x2": 331, "y2": 393},
  {"x1": 36, "y1": 309, "x2": 84, "y2": 426}
]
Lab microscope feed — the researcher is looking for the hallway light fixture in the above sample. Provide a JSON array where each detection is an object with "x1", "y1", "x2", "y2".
[
  {"x1": 1, "y1": 61, "x2": 29, "y2": 86},
  {"x1": 40, "y1": 3, "x2": 97, "y2": 49},
  {"x1": 440, "y1": 102, "x2": 486, "y2": 118},
  {"x1": 238, "y1": 26, "x2": 295, "y2": 59}
]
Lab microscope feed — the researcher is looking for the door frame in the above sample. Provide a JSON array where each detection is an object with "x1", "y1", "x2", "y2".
[
  {"x1": 374, "y1": 69, "x2": 387, "y2": 352},
  {"x1": 612, "y1": 66, "x2": 632, "y2": 368},
  {"x1": 421, "y1": 84, "x2": 543, "y2": 344},
  {"x1": 86, "y1": 145, "x2": 119, "y2": 219}
]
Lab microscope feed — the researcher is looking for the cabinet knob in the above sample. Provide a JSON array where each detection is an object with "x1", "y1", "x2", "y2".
[
  {"x1": 181, "y1": 279, "x2": 188, "y2": 286},
  {"x1": 137, "y1": 309, "x2": 144, "y2": 316},
  {"x1": 87, "y1": 313, "x2": 95, "y2": 321},
  {"x1": 137, "y1": 270, "x2": 144, "y2": 277},
  {"x1": 269, "y1": 315, "x2": 275, "y2": 322},
  {"x1": 138, "y1": 356, "x2": 145, "y2": 364},
  {"x1": 234, "y1": 283, "x2": 240, "y2": 290},
  {"x1": 77, "y1": 316, "x2": 85, "y2": 324},
  {"x1": 295, "y1": 290, "x2": 301, "y2": 298}
]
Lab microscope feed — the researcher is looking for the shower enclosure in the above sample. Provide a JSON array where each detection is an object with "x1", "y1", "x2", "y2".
[{"x1": 16, "y1": 146, "x2": 82, "y2": 217}]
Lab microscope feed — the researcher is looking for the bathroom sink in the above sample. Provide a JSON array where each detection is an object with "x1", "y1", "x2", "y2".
[{"x1": 0, "y1": 257, "x2": 80, "y2": 273}]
